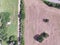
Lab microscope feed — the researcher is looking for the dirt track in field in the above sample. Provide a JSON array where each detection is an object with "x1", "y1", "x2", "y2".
[{"x1": 24, "y1": 0, "x2": 60, "y2": 45}]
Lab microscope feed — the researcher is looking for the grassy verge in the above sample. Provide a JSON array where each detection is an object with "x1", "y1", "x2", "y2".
[
  {"x1": 20, "y1": 0, "x2": 25, "y2": 45},
  {"x1": 42, "y1": 0, "x2": 60, "y2": 9}
]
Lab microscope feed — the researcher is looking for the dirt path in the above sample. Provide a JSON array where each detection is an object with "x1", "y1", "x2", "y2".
[
  {"x1": 24, "y1": 0, "x2": 60, "y2": 45},
  {"x1": 18, "y1": 0, "x2": 20, "y2": 45}
]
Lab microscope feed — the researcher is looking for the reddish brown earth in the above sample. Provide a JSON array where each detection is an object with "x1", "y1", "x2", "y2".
[{"x1": 24, "y1": 0, "x2": 60, "y2": 45}]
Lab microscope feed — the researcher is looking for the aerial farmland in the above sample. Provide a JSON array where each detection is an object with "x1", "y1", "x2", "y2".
[{"x1": 23, "y1": 0, "x2": 60, "y2": 45}]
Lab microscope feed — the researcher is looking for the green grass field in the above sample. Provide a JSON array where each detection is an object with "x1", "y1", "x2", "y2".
[{"x1": 0, "y1": 0, "x2": 18, "y2": 45}]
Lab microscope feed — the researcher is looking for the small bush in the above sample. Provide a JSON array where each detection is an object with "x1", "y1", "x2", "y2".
[
  {"x1": 34, "y1": 32, "x2": 49, "y2": 43},
  {"x1": 34, "y1": 34, "x2": 44, "y2": 42},
  {"x1": 40, "y1": 32, "x2": 49, "y2": 38},
  {"x1": 9, "y1": 35, "x2": 15, "y2": 41},
  {"x1": 20, "y1": 0, "x2": 25, "y2": 20},
  {"x1": 7, "y1": 35, "x2": 17, "y2": 45}
]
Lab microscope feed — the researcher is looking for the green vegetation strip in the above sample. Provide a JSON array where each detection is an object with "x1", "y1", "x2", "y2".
[
  {"x1": 20, "y1": 0, "x2": 25, "y2": 45},
  {"x1": 0, "y1": 12, "x2": 17, "y2": 45},
  {"x1": 42, "y1": 0, "x2": 60, "y2": 9},
  {"x1": 0, "y1": 0, "x2": 18, "y2": 45}
]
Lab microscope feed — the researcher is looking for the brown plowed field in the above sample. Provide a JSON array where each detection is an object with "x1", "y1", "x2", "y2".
[{"x1": 24, "y1": 0, "x2": 60, "y2": 45}]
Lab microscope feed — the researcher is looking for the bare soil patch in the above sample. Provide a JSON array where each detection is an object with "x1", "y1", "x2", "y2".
[{"x1": 24, "y1": 0, "x2": 60, "y2": 45}]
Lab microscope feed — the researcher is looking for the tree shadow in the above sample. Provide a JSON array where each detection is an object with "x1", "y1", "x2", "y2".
[
  {"x1": 34, "y1": 34, "x2": 40, "y2": 41},
  {"x1": 34, "y1": 32, "x2": 49, "y2": 43}
]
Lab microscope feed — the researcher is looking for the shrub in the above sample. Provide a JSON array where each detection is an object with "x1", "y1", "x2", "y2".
[
  {"x1": 7, "y1": 35, "x2": 17, "y2": 45},
  {"x1": 34, "y1": 34, "x2": 44, "y2": 42},
  {"x1": 34, "y1": 32, "x2": 49, "y2": 43},
  {"x1": 40, "y1": 32, "x2": 49, "y2": 38},
  {"x1": 20, "y1": 0, "x2": 25, "y2": 20},
  {"x1": 9, "y1": 35, "x2": 15, "y2": 41}
]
